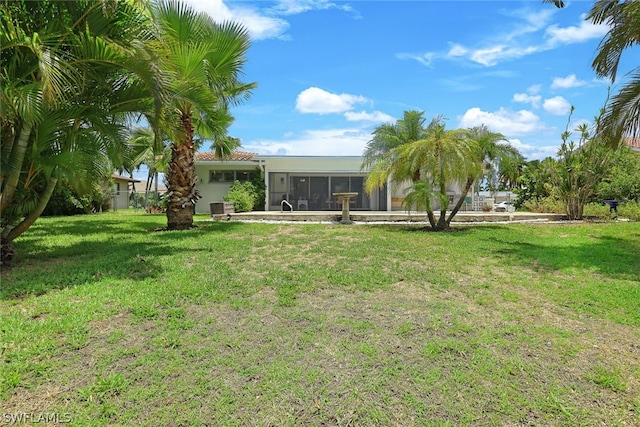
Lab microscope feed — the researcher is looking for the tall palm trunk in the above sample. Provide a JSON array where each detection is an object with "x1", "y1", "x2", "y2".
[{"x1": 166, "y1": 112, "x2": 200, "y2": 229}]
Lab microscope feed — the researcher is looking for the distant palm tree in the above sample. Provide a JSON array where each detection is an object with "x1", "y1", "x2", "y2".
[
  {"x1": 151, "y1": 0, "x2": 256, "y2": 230},
  {"x1": 128, "y1": 126, "x2": 170, "y2": 207},
  {"x1": 447, "y1": 125, "x2": 523, "y2": 218}
]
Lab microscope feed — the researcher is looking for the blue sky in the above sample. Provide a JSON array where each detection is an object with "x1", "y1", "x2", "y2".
[{"x1": 182, "y1": 0, "x2": 626, "y2": 161}]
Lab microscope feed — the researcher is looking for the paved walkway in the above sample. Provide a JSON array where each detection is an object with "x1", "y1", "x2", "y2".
[{"x1": 212, "y1": 210, "x2": 566, "y2": 224}]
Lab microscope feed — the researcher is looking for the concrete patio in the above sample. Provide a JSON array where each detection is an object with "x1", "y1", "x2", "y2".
[{"x1": 213, "y1": 210, "x2": 566, "y2": 224}]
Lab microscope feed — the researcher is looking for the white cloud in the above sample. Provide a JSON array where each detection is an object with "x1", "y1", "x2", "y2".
[
  {"x1": 527, "y1": 84, "x2": 542, "y2": 94},
  {"x1": 344, "y1": 110, "x2": 394, "y2": 124},
  {"x1": 508, "y1": 138, "x2": 558, "y2": 160},
  {"x1": 184, "y1": 0, "x2": 289, "y2": 40},
  {"x1": 396, "y1": 52, "x2": 434, "y2": 67},
  {"x1": 242, "y1": 128, "x2": 371, "y2": 156},
  {"x1": 513, "y1": 93, "x2": 542, "y2": 108},
  {"x1": 296, "y1": 87, "x2": 370, "y2": 114},
  {"x1": 551, "y1": 74, "x2": 586, "y2": 89},
  {"x1": 447, "y1": 43, "x2": 467, "y2": 57},
  {"x1": 403, "y1": 10, "x2": 608, "y2": 68},
  {"x1": 470, "y1": 45, "x2": 540, "y2": 67},
  {"x1": 546, "y1": 16, "x2": 608, "y2": 45},
  {"x1": 271, "y1": 0, "x2": 355, "y2": 16},
  {"x1": 458, "y1": 107, "x2": 544, "y2": 136},
  {"x1": 509, "y1": 8, "x2": 557, "y2": 37},
  {"x1": 543, "y1": 96, "x2": 571, "y2": 115}
]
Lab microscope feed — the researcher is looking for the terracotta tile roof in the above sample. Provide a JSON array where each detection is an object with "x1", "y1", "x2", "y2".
[
  {"x1": 624, "y1": 137, "x2": 640, "y2": 148},
  {"x1": 196, "y1": 151, "x2": 257, "y2": 161}
]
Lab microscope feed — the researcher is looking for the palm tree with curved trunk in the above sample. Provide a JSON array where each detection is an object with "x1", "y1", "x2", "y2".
[
  {"x1": 365, "y1": 116, "x2": 479, "y2": 230},
  {"x1": 0, "y1": 0, "x2": 160, "y2": 264},
  {"x1": 151, "y1": 1, "x2": 256, "y2": 230}
]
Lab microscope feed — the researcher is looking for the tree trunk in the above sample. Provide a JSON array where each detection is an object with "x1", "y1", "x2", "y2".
[
  {"x1": 0, "y1": 237, "x2": 15, "y2": 266},
  {"x1": 447, "y1": 176, "x2": 473, "y2": 226},
  {"x1": 1, "y1": 172, "x2": 59, "y2": 265},
  {"x1": 426, "y1": 210, "x2": 437, "y2": 229},
  {"x1": 434, "y1": 167, "x2": 449, "y2": 231},
  {"x1": 1, "y1": 123, "x2": 31, "y2": 215},
  {"x1": 165, "y1": 112, "x2": 200, "y2": 230},
  {"x1": 435, "y1": 210, "x2": 448, "y2": 230}
]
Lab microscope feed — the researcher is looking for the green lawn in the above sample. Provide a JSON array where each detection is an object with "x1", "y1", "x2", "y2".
[{"x1": 1, "y1": 212, "x2": 639, "y2": 426}]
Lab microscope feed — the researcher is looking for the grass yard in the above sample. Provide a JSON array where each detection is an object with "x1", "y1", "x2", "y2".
[{"x1": 1, "y1": 212, "x2": 639, "y2": 426}]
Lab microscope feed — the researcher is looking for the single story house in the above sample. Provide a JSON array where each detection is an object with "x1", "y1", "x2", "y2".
[
  {"x1": 194, "y1": 151, "x2": 471, "y2": 214},
  {"x1": 111, "y1": 174, "x2": 140, "y2": 210}
]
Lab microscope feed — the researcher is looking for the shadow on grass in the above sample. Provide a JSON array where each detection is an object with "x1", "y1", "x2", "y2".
[
  {"x1": 1, "y1": 220, "x2": 243, "y2": 300},
  {"x1": 490, "y1": 232, "x2": 640, "y2": 281},
  {"x1": 368, "y1": 223, "x2": 640, "y2": 281}
]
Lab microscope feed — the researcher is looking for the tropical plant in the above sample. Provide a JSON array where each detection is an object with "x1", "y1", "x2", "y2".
[
  {"x1": 513, "y1": 158, "x2": 556, "y2": 209},
  {"x1": 128, "y1": 126, "x2": 170, "y2": 208},
  {"x1": 150, "y1": 1, "x2": 256, "y2": 230},
  {"x1": 365, "y1": 115, "x2": 479, "y2": 230},
  {"x1": 547, "y1": 0, "x2": 640, "y2": 145},
  {"x1": 593, "y1": 146, "x2": 640, "y2": 201},
  {"x1": 550, "y1": 107, "x2": 618, "y2": 219},
  {"x1": 447, "y1": 125, "x2": 522, "y2": 219},
  {"x1": 42, "y1": 177, "x2": 113, "y2": 216},
  {"x1": 0, "y1": 0, "x2": 159, "y2": 264},
  {"x1": 224, "y1": 180, "x2": 256, "y2": 212},
  {"x1": 588, "y1": 0, "x2": 640, "y2": 144},
  {"x1": 361, "y1": 110, "x2": 431, "y2": 183}
]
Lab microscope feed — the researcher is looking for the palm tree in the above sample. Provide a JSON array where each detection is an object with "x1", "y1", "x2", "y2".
[
  {"x1": 150, "y1": 1, "x2": 256, "y2": 230},
  {"x1": 587, "y1": 0, "x2": 640, "y2": 145},
  {"x1": 362, "y1": 110, "x2": 430, "y2": 182},
  {"x1": 448, "y1": 126, "x2": 523, "y2": 218},
  {"x1": 543, "y1": 0, "x2": 565, "y2": 7},
  {"x1": 128, "y1": 126, "x2": 170, "y2": 208},
  {"x1": 0, "y1": 0, "x2": 160, "y2": 264},
  {"x1": 545, "y1": 0, "x2": 639, "y2": 144},
  {"x1": 365, "y1": 115, "x2": 479, "y2": 230}
]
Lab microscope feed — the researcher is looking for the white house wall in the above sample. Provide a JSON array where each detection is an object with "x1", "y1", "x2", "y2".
[
  {"x1": 259, "y1": 156, "x2": 364, "y2": 174},
  {"x1": 195, "y1": 162, "x2": 257, "y2": 213},
  {"x1": 259, "y1": 156, "x2": 377, "y2": 211},
  {"x1": 195, "y1": 155, "x2": 471, "y2": 213}
]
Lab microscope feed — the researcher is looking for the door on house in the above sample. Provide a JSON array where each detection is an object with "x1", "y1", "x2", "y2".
[{"x1": 291, "y1": 176, "x2": 310, "y2": 210}]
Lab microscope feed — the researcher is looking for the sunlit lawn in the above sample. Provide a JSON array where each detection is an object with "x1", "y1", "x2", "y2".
[{"x1": 1, "y1": 212, "x2": 639, "y2": 426}]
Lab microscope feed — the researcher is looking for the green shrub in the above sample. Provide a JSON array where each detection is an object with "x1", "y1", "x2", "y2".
[
  {"x1": 583, "y1": 202, "x2": 614, "y2": 220},
  {"x1": 618, "y1": 201, "x2": 640, "y2": 221},
  {"x1": 249, "y1": 169, "x2": 266, "y2": 211},
  {"x1": 43, "y1": 178, "x2": 112, "y2": 216},
  {"x1": 521, "y1": 196, "x2": 564, "y2": 214},
  {"x1": 223, "y1": 181, "x2": 255, "y2": 212}
]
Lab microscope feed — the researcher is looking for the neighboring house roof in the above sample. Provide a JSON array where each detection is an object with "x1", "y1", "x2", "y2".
[
  {"x1": 134, "y1": 180, "x2": 167, "y2": 193},
  {"x1": 111, "y1": 174, "x2": 140, "y2": 182},
  {"x1": 624, "y1": 137, "x2": 640, "y2": 151},
  {"x1": 195, "y1": 151, "x2": 257, "y2": 161}
]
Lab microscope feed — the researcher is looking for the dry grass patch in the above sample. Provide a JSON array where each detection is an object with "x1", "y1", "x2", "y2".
[{"x1": 1, "y1": 214, "x2": 638, "y2": 425}]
